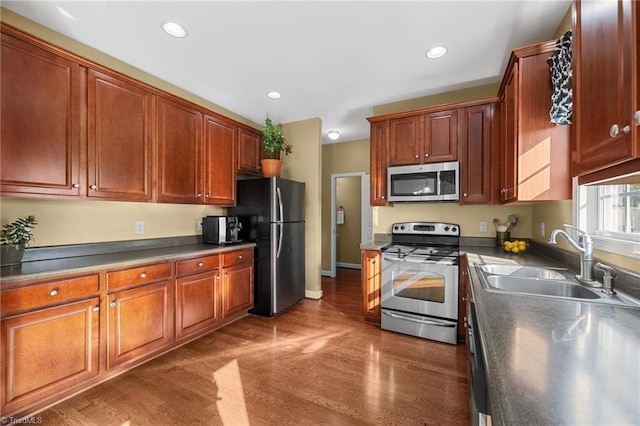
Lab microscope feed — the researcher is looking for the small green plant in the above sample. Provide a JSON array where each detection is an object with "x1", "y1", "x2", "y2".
[
  {"x1": 262, "y1": 117, "x2": 293, "y2": 159},
  {"x1": 1, "y1": 215, "x2": 37, "y2": 246}
]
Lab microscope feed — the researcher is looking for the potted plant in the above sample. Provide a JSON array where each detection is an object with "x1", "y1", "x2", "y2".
[
  {"x1": 261, "y1": 116, "x2": 293, "y2": 177},
  {"x1": 1, "y1": 215, "x2": 37, "y2": 267}
]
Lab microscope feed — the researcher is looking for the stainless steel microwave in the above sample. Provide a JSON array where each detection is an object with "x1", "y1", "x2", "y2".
[{"x1": 387, "y1": 162, "x2": 459, "y2": 202}]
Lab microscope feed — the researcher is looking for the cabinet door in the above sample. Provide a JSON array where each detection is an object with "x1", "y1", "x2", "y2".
[
  {"x1": 175, "y1": 271, "x2": 221, "y2": 340},
  {"x1": 389, "y1": 116, "x2": 421, "y2": 165},
  {"x1": 573, "y1": 0, "x2": 638, "y2": 175},
  {"x1": 424, "y1": 110, "x2": 458, "y2": 162},
  {"x1": 501, "y1": 64, "x2": 518, "y2": 203},
  {"x1": 222, "y1": 263, "x2": 254, "y2": 318},
  {"x1": 458, "y1": 104, "x2": 493, "y2": 204},
  {"x1": 1, "y1": 298, "x2": 100, "y2": 415},
  {"x1": 87, "y1": 69, "x2": 154, "y2": 201},
  {"x1": 237, "y1": 127, "x2": 262, "y2": 174},
  {"x1": 156, "y1": 96, "x2": 203, "y2": 203},
  {"x1": 370, "y1": 121, "x2": 390, "y2": 206},
  {"x1": 0, "y1": 32, "x2": 82, "y2": 197},
  {"x1": 204, "y1": 115, "x2": 236, "y2": 205},
  {"x1": 361, "y1": 250, "x2": 381, "y2": 323},
  {"x1": 107, "y1": 281, "x2": 173, "y2": 368}
]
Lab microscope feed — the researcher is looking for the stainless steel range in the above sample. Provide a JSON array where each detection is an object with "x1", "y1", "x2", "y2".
[{"x1": 381, "y1": 222, "x2": 460, "y2": 345}]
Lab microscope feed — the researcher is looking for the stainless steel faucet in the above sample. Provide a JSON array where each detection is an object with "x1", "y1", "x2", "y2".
[{"x1": 548, "y1": 224, "x2": 596, "y2": 284}]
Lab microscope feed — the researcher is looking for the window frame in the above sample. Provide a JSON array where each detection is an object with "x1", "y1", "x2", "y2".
[{"x1": 573, "y1": 178, "x2": 640, "y2": 259}]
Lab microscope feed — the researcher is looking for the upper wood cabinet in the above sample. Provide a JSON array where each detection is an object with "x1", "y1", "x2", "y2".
[
  {"x1": 369, "y1": 121, "x2": 390, "y2": 206},
  {"x1": 573, "y1": 0, "x2": 639, "y2": 179},
  {"x1": 498, "y1": 41, "x2": 572, "y2": 203},
  {"x1": 0, "y1": 30, "x2": 82, "y2": 197},
  {"x1": 389, "y1": 110, "x2": 457, "y2": 166},
  {"x1": 237, "y1": 127, "x2": 262, "y2": 175},
  {"x1": 87, "y1": 69, "x2": 155, "y2": 201},
  {"x1": 458, "y1": 102, "x2": 499, "y2": 204},
  {"x1": 156, "y1": 96, "x2": 204, "y2": 204},
  {"x1": 204, "y1": 115, "x2": 236, "y2": 205}
]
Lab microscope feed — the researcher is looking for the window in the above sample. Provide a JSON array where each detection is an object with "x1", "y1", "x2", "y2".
[{"x1": 575, "y1": 177, "x2": 640, "y2": 259}]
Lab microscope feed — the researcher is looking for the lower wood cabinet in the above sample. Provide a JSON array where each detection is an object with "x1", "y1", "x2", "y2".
[
  {"x1": 221, "y1": 249, "x2": 254, "y2": 318},
  {"x1": 175, "y1": 254, "x2": 221, "y2": 340},
  {"x1": 361, "y1": 249, "x2": 382, "y2": 323},
  {"x1": 1, "y1": 298, "x2": 100, "y2": 415},
  {"x1": 107, "y1": 280, "x2": 173, "y2": 368}
]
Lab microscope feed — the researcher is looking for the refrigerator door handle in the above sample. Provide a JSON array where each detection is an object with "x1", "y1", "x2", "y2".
[
  {"x1": 276, "y1": 186, "x2": 284, "y2": 223},
  {"x1": 276, "y1": 223, "x2": 284, "y2": 258}
]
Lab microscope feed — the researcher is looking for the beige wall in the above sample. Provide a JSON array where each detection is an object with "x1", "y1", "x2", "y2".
[
  {"x1": 321, "y1": 139, "x2": 370, "y2": 270},
  {"x1": 336, "y1": 177, "x2": 362, "y2": 265},
  {"x1": 281, "y1": 118, "x2": 323, "y2": 298}
]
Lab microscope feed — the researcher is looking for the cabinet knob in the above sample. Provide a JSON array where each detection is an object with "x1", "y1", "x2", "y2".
[
  {"x1": 216, "y1": 275, "x2": 220, "y2": 280},
  {"x1": 110, "y1": 301, "x2": 117, "y2": 307},
  {"x1": 634, "y1": 110, "x2": 640, "y2": 126},
  {"x1": 90, "y1": 184, "x2": 97, "y2": 190},
  {"x1": 425, "y1": 153, "x2": 429, "y2": 158},
  {"x1": 609, "y1": 124, "x2": 630, "y2": 137},
  {"x1": 415, "y1": 154, "x2": 419, "y2": 159},
  {"x1": 93, "y1": 306, "x2": 100, "y2": 312},
  {"x1": 72, "y1": 183, "x2": 80, "y2": 188},
  {"x1": 371, "y1": 259, "x2": 376, "y2": 264},
  {"x1": 197, "y1": 192, "x2": 202, "y2": 198},
  {"x1": 205, "y1": 193, "x2": 210, "y2": 198},
  {"x1": 463, "y1": 193, "x2": 468, "y2": 197},
  {"x1": 381, "y1": 195, "x2": 385, "y2": 199},
  {"x1": 49, "y1": 289, "x2": 59, "y2": 296},
  {"x1": 238, "y1": 255, "x2": 243, "y2": 260},
  {"x1": 198, "y1": 262, "x2": 204, "y2": 267},
  {"x1": 140, "y1": 272, "x2": 147, "y2": 278},
  {"x1": 224, "y1": 273, "x2": 229, "y2": 278},
  {"x1": 622, "y1": 125, "x2": 631, "y2": 134}
]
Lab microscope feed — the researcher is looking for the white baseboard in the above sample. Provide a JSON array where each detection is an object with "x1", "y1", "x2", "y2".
[
  {"x1": 336, "y1": 262, "x2": 361, "y2": 270},
  {"x1": 305, "y1": 289, "x2": 323, "y2": 299},
  {"x1": 321, "y1": 270, "x2": 332, "y2": 277}
]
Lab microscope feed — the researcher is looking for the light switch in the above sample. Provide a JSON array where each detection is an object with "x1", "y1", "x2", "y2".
[
  {"x1": 480, "y1": 221, "x2": 488, "y2": 233},
  {"x1": 135, "y1": 221, "x2": 144, "y2": 234}
]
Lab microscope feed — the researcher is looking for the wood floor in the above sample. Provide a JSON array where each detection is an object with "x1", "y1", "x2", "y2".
[{"x1": 36, "y1": 268, "x2": 470, "y2": 425}]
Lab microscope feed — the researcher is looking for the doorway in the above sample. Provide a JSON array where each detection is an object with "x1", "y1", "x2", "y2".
[{"x1": 327, "y1": 172, "x2": 373, "y2": 278}]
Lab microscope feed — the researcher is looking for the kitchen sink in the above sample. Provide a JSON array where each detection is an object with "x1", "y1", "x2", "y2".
[
  {"x1": 485, "y1": 275, "x2": 600, "y2": 299},
  {"x1": 477, "y1": 264, "x2": 566, "y2": 280},
  {"x1": 475, "y1": 263, "x2": 640, "y2": 307}
]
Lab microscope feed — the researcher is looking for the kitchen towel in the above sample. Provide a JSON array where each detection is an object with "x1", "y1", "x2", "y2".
[{"x1": 547, "y1": 30, "x2": 573, "y2": 125}]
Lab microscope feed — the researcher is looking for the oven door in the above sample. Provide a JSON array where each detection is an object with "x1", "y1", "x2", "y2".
[{"x1": 381, "y1": 256, "x2": 458, "y2": 320}]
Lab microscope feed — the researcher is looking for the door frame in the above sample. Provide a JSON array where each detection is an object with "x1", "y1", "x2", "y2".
[{"x1": 326, "y1": 172, "x2": 373, "y2": 277}]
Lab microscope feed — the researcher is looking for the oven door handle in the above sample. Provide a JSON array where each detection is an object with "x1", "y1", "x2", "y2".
[{"x1": 383, "y1": 311, "x2": 456, "y2": 328}]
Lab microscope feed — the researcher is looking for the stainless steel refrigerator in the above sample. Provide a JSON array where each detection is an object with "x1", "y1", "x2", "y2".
[{"x1": 229, "y1": 177, "x2": 305, "y2": 316}]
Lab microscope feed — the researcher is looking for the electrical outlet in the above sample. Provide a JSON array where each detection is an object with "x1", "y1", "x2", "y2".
[
  {"x1": 197, "y1": 219, "x2": 203, "y2": 231},
  {"x1": 135, "y1": 221, "x2": 144, "y2": 234},
  {"x1": 540, "y1": 222, "x2": 545, "y2": 237},
  {"x1": 479, "y1": 221, "x2": 488, "y2": 233}
]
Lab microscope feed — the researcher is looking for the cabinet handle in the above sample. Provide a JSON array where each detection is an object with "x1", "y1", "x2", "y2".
[
  {"x1": 90, "y1": 184, "x2": 97, "y2": 190},
  {"x1": 49, "y1": 289, "x2": 59, "y2": 296},
  {"x1": 198, "y1": 262, "x2": 204, "y2": 267},
  {"x1": 110, "y1": 301, "x2": 117, "y2": 307},
  {"x1": 93, "y1": 306, "x2": 100, "y2": 312},
  {"x1": 634, "y1": 110, "x2": 640, "y2": 126},
  {"x1": 140, "y1": 272, "x2": 147, "y2": 278},
  {"x1": 72, "y1": 183, "x2": 80, "y2": 188}
]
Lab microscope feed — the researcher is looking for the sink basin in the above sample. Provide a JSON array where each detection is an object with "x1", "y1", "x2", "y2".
[
  {"x1": 477, "y1": 264, "x2": 566, "y2": 280},
  {"x1": 485, "y1": 276, "x2": 600, "y2": 299}
]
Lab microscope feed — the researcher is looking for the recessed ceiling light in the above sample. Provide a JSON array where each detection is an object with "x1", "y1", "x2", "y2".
[
  {"x1": 162, "y1": 22, "x2": 187, "y2": 38},
  {"x1": 266, "y1": 91, "x2": 282, "y2": 99},
  {"x1": 426, "y1": 46, "x2": 447, "y2": 59},
  {"x1": 327, "y1": 130, "x2": 340, "y2": 140}
]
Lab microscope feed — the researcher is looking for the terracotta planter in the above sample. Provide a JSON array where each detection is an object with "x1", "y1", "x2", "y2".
[
  {"x1": 1, "y1": 244, "x2": 26, "y2": 267},
  {"x1": 261, "y1": 159, "x2": 283, "y2": 177}
]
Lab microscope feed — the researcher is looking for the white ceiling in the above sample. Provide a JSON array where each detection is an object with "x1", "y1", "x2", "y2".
[{"x1": 3, "y1": 1, "x2": 571, "y2": 144}]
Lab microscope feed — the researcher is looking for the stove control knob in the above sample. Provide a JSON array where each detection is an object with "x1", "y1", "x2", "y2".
[
  {"x1": 452, "y1": 227, "x2": 458, "y2": 233},
  {"x1": 393, "y1": 225, "x2": 399, "y2": 231},
  {"x1": 444, "y1": 226, "x2": 450, "y2": 232},
  {"x1": 400, "y1": 225, "x2": 405, "y2": 230}
]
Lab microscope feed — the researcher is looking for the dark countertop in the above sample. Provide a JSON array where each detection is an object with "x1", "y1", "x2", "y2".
[
  {"x1": 0, "y1": 241, "x2": 256, "y2": 289},
  {"x1": 465, "y1": 248, "x2": 640, "y2": 426}
]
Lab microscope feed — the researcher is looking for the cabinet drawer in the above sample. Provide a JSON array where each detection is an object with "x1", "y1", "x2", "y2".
[
  {"x1": 222, "y1": 248, "x2": 253, "y2": 268},
  {"x1": 106, "y1": 262, "x2": 172, "y2": 292},
  {"x1": 1, "y1": 275, "x2": 99, "y2": 317},
  {"x1": 175, "y1": 254, "x2": 220, "y2": 277}
]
